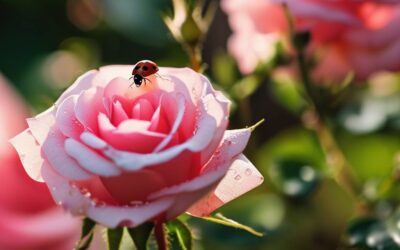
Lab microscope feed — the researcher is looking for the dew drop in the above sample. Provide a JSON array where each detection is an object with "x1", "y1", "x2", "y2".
[
  {"x1": 234, "y1": 174, "x2": 242, "y2": 181},
  {"x1": 245, "y1": 168, "x2": 252, "y2": 176}
]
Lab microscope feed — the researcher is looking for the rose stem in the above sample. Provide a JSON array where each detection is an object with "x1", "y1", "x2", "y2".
[
  {"x1": 154, "y1": 222, "x2": 168, "y2": 250},
  {"x1": 186, "y1": 45, "x2": 202, "y2": 72},
  {"x1": 282, "y1": 4, "x2": 369, "y2": 214}
]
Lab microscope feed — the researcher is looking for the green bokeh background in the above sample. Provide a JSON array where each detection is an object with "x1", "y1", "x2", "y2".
[{"x1": 1, "y1": 1, "x2": 399, "y2": 249}]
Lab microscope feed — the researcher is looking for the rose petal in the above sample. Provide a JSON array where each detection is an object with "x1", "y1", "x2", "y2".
[
  {"x1": 41, "y1": 163, "x2": 174, "y2": 228},
  {"x1": 57, "y1": 70, "x2": 97, "y2": 105},
  {"x1": 153, "y1": 93, "x2": 185, "y2": 152},
  {"x1": 75, "y1": 87, "x2": 106, "y2": 134},
  {"x1": 64, "y1": 138, "x2": 121, "y2": 177},
  {"x1": 188, "y1": 154, "x2": 263, "y2": 217},
  {"x1": 111, "y1": 100, "x2": 129, "y2": 126},
  {"x1": 132, "y1": 98, "x2": 155, "y2": 121},
  {"x1": 98, "y1": 92, "x2": 224, "y2": 170},
  {"x1": 148, "y1": 128, "x2": 251, "y2": 199},
  {"x1": 55, "y1": 95, "x2": 84, "y2": 139},
  {"x1": 41, "y1": 128, "x2": 92, "y2": 180},
  {"x1": 86, "y1": 197, "x2": 174, "y2": 228},
  {"x1": 98, "y1": 113, "x2": 166, "y2": 153},
  {"x1": 9, "y1": 129, "x2": 44, "y2": 182},
  {"x1": 199, "y1": 92, "x2": 230, "y2": 165},
  {"x1": 101, "y1": 169, "x2": 167, "y2": 204},
  {"x1": 26, "y1": 108, "x2": 56, "y2": 145}
]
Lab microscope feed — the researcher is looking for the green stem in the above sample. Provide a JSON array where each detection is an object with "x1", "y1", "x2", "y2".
[
  {"x1": 282, "y1": 4, "x2": 367, "y2": 213},
  {"x1": 185, "y1": 45, "x2": 202, "y2": 72}
]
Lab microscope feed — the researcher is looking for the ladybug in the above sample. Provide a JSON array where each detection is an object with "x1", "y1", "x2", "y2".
[{"x1": 130, "y1": 60, "x2": 159, "y2": 87}]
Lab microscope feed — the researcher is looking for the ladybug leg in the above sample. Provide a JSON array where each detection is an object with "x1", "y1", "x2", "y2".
[
  {"x1": 156, "y1": 73, "x2": 171, "y2": 82},
  {"x1": 128, "y1": 75, "x2": 134, "y2": 88},
  {"x1": 143, "y1": 77, "x2": 152, "y2": 85}
]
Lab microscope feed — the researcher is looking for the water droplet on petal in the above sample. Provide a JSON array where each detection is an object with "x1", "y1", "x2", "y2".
[
  {"x1": 245, "y1": 168, "x2": 252, "y2": 176},
  {"x1": 234, "y1": 174, "x2": 242, "y2": 181}
]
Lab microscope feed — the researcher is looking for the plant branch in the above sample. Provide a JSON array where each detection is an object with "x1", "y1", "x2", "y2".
[{"x1": 282, "y1": 4, "x2": 368, "y2": 213}]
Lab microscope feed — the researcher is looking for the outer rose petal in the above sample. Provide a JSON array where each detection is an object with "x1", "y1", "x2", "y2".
[
  {"x1": 56, "y1": 95, "x2": 84, "y2": 139},
  {"x1": 41, "y1": 128, "x2": 92, "y2": 180},
  {"x1": 64, "y1": 138, "x2": 121, "y2": 177},
  {"x1": 9, "y1": 129, "x2": 44, "y2": 182},
  {"x1": 188, "y1": 154, "x2": 263, "y2": 217},
  {"x1": 148, "y1": 128, "x2": 261, "y2": 218},
  {"x1": 149, "y1": 128, "x2": 252, "y2": 200},
  {"x1": 26, "y1": 108, "x2": 56, "y2": 145},
  {"x1": 41, "y1": 163, "x2": 175, "y2": 228},
  {"x1": 57, "y1": 70, "x2": 97, "y2": 105}
]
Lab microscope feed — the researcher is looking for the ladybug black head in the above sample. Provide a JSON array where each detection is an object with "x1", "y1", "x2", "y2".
[{"x1": 133, "y1": 74, "x2": 143, "y2": 87}]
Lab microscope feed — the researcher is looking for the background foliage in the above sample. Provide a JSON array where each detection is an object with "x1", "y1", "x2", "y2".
[{"x1": 1, "y1": 0, "x2": 400, "y2": 249}]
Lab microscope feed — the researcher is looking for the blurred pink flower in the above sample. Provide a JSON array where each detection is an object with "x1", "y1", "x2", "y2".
[
  {"x1": 222, "y1": 0, "x2": 400, "y2": 81},
  {"x1": 0, "y1": 74, "x2": 82, "y2": 250},
  {"x1": 11, "y1": 65, "x2": 264, "y2": 228}
]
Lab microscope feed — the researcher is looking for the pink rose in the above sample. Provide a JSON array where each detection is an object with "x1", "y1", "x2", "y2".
[
  {"x1": 0, "y1": 74, "x2": 80, "y2": 250},
  {"x1": 222, "y1": 0, "x2": 400, "y2": 80},
  {"x1": 11, "y1": 65, "x2": 263, "y2": 228}
]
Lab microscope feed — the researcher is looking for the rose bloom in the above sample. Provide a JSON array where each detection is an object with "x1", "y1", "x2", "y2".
[
  {"x1": 11, "y1": 65, "x2": 263, "y2": 228},
  {"x1": 222, "y1": 0, "x2": 400, "y2": 81},
  {"x1": 0, "y1": 74, "x2": 82, "y2": 250}
]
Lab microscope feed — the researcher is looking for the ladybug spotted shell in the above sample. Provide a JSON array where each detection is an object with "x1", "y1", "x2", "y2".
[{"x1": 131, "y1": 60, "x2": 159, "y2": 77}]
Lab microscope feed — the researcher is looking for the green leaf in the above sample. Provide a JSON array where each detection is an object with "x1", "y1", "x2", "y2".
[
  {"x1": 107, "y1": 227, "x2": 123, "y2": 250},
  {"x1": 75, "y1": 218, "x2": 96, "y2": 250},
  {"x1": 127, "y1": 222, "x2": 154, "y2": 250},
  {"x1": 196, "y1": 213, "x2": 264, "y2": 237},
  {"x1": 231, "y1": 75, "x2": 260, "y2": 100},
  {"x1": 75, "y1": 233, "x2": 94, "y2": 250},
  {"x1": 81, "y1": 217, "x2": 96, "y2": 239},
  {"x1": 167, "y1": 219, "x2": 192, "y2": 250}
]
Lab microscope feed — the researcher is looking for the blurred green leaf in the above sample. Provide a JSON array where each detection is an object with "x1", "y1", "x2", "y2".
[
  {"x1": 346, "y1": 217, "x2": 379, "y2": 248},
  {"x1": 346, "y1": 214, "x2": 400, "y2": 250},
  {"x1": 337, "y1": 131, "x2": 400, "y2": 182},
  {"x1": 127, "y1": 222, "x2": 154, "y2": 250},
  {"x1": 255, "y1": 128, "x2": 327, "y2": 176},
  {"x1": 107, "y1": 227, "x2": 123, "y2": 250},
  {"x1": 231, "y1": 76, "x2": 260, "y2": 100},
  {"x1": 212, "y1": 51, "x2": 238, "y2": 87},
  {"x1": 270, "y1": 72, "x2": 307, "y2": 113},
  {"x1": 270, "y1": 158, "x2": 320, "y2": 199}
]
